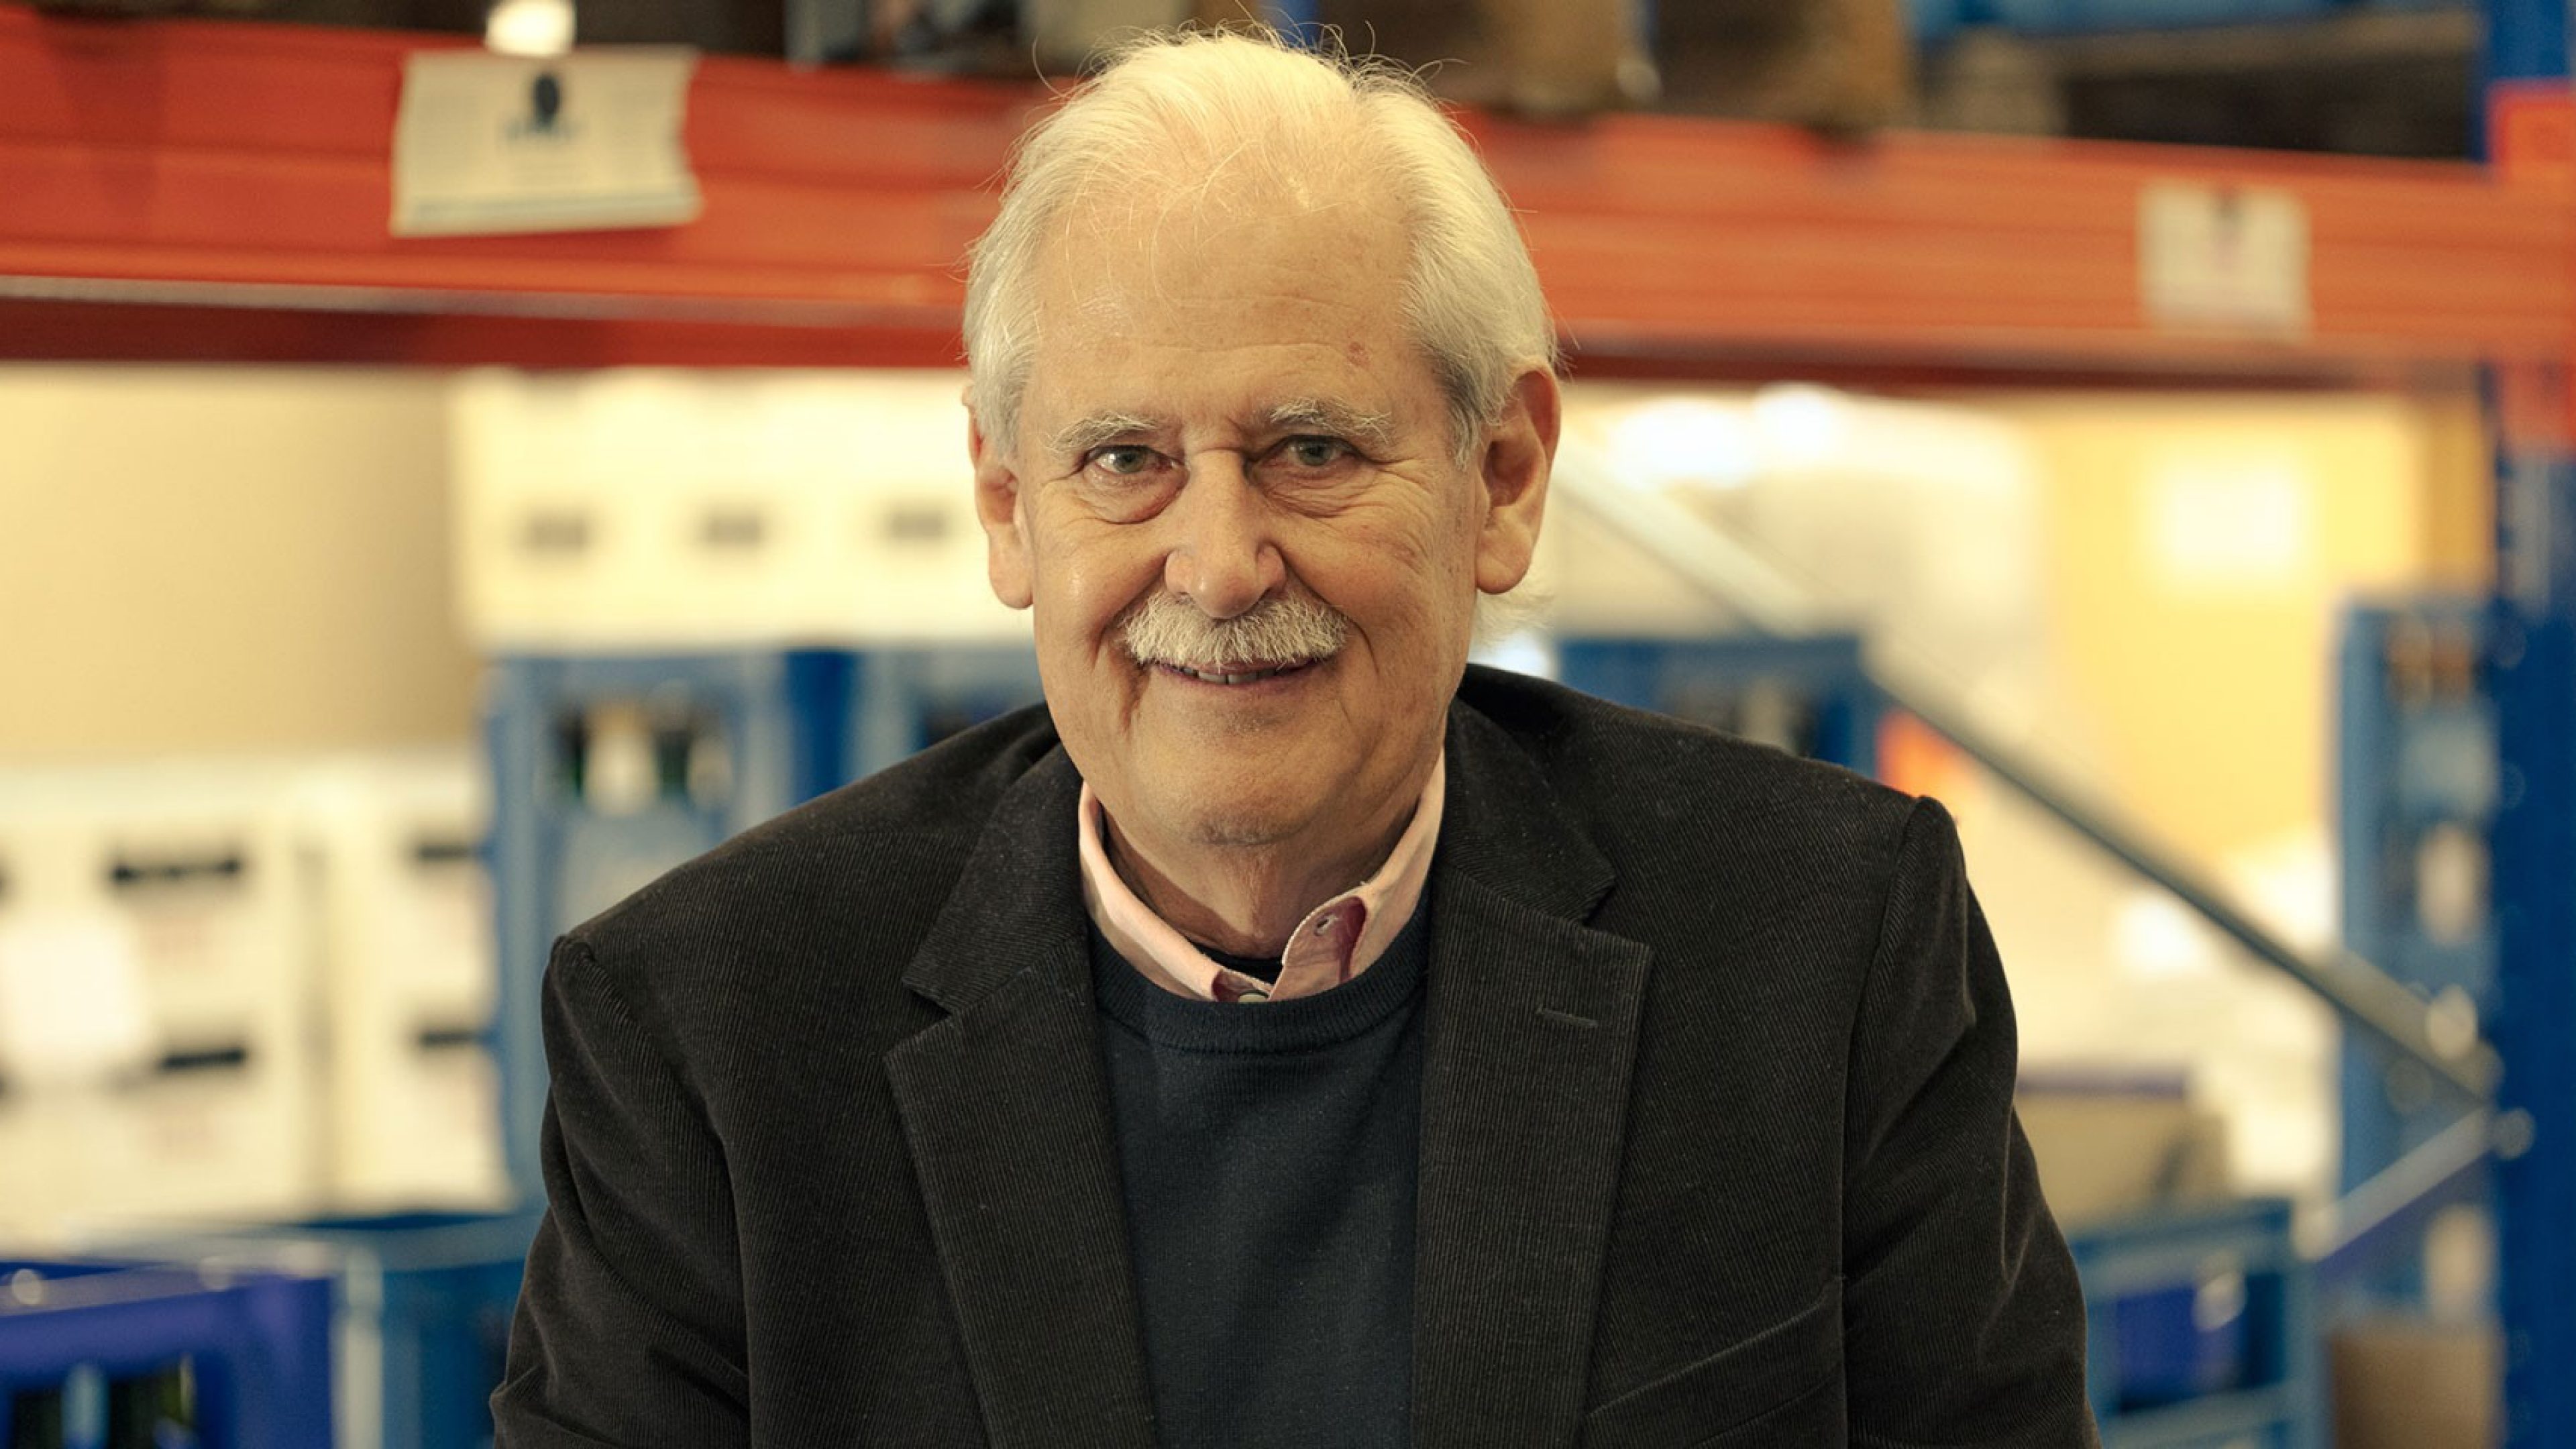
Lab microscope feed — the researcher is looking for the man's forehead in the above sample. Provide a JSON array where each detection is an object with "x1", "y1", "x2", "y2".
[
  {"x1": 1032, "y1": 177, "x2": 1407, "y2": 307},
  {"x1": 1008, "y1": 178, "x2": 1428, "y2": 447}
]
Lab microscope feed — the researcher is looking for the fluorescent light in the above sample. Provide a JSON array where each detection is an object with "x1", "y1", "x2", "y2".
[
  {"x1": 487, "y1": 0, "x2": 575, "y2": 58},
  {"x1": 1605, "y1": 396, "x2": 1758, "y2": 491},
  {"x1": 1750, "y1": 384, "x2": 1846, "y2": 468}
]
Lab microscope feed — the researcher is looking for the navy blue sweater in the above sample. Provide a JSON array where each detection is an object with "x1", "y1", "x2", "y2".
[{"x1": 1091, "y1": 908, "x2": 1429, "y2": 1448}]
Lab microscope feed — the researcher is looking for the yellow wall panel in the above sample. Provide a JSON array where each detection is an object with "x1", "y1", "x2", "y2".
[{"x1": 0, "y1": 367, "x2": 479, "y2": 759}]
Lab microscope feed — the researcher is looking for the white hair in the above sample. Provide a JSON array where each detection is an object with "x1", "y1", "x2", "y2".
[{"x1": 961, "y1": 29, "x2": 1559, "y2": 468}]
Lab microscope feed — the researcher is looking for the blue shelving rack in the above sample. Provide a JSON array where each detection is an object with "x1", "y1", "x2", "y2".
[
  {"x1": 841, "y1": 646, "x2": 1052, "y2": 780},
  {"x1": 2488, "y1": 424, "x2": 2576, "y2": 1448},
  {"x1": 1970, "y1": 0, "x2": 2339, "y2": 34},
  {"x1": 2481, "y1": 3, "x2": 2574, "y2": 1438},
  {"x1": 484, "y1": 645, "x2": 1042, "y2": 1201},
  {"x1": 2334, "y1": 598, "x2": 2499, "y2": 1306},
  {"x1": 0, "y1": 1256, "x2": 335, "y2": 1449},
  {"x1": 1915, "y1": 0, "x2": 2465, "y2": 42},
  {"x1": 1555, "y1": 633, "x2": 1882, "y2": 775},
  {"x1": 484, "y1": 651, "x2": 808, "y2": 1203}
]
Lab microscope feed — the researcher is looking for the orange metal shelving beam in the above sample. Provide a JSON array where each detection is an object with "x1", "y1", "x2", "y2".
[{"x1": 0, "y1": 1, "x2": 2567, "y2": 375}]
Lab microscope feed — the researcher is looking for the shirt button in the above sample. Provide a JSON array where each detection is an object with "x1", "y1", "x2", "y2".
[{"x1": 1238, "y1": 989, "x2": 1269, "y2": 1003}]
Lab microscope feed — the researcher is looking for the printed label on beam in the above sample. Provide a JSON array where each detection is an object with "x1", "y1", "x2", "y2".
[
  {"x1": 393, "y1": 49, "x2": 702, "y2": 238},
  {"x1": 2137, "y1": 180, "x2": 2312, "y2": 340}
]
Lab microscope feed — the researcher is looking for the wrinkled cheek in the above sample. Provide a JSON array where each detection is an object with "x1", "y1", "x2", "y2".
[
  {"x1": 1027, "y1": 579, "x2": 1091, "y2": 659},
  {"x1": 1046, "y1": 523, "x2": 1159, "y2": 608}
]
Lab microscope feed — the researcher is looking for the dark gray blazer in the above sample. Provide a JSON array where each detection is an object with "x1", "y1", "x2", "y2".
[{"x1": 494, "y1": 665, "x2": 2098, "y2": 1448}]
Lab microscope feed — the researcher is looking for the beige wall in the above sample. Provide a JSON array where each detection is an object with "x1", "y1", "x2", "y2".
[
  {"x1": 0, "y1": 367, "x2": 480, "y2": 760},
  {"x1": 1980, "y1": 388, "x2": 2470, "y2": 867},
  {"x1": 2416, "y1": 389, "x2": 2495, "y2": 594}
]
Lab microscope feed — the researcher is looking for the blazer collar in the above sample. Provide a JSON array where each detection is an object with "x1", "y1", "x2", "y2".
[
  {"x1": 886, "y1": 746, "x2": 1158, "y2": 1448},
  {"x1": 1412, "y1": 700, "x2": 1652, "y2": 1447},
  {"x1": 890, "y1": 693, "x2": 1650, "y2": 1449},
  {"x1": 1433, "y1": 697, "x2": 1620, "y2": 922},
  {"x1": 899, "y1": 745, "x2": 1089, "y2": 1014}
]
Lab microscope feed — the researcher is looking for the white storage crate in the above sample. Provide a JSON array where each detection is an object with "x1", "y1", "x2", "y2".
[
  {"x1": 0, "y1": 751, "x2": 513, "y2": 1242},
  {"x1": 451, "y1": 368, "x2": 1030, "y2": 650},
  {"x1": 0, "y1": 762, "x2": 327, "y2": 1242},
  {"x1": 293, "y1": 751, "x2": 509, "y2": 1212}
]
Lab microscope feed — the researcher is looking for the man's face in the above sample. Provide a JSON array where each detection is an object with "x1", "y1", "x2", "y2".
[{"x1": 971, "y1": 187, "x2": 1552, "y2": 864}]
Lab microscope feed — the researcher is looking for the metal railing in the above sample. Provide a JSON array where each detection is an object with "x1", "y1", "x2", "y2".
[{"x1": 1549, "y1": 454, "x2": 2505, "y2": 1264}]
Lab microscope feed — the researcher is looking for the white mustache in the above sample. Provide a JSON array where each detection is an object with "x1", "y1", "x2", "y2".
[{"x1": 1122, "y1": 592, "x2": 1348, "y2": 672}]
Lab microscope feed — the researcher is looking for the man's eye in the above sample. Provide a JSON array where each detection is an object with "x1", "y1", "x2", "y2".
[
  {"x1": 1281, "y1": 437, "x2": 1352, "y2": 469},
  {"x1": 1087, "y1": 445, "x2": 1158, "y2": 476}
]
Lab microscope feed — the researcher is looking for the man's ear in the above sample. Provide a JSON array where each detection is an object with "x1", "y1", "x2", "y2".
[
  {"x1": 968, "y1": 407, "x2": 1034, "y2": 610},
  {"x1": 1473, "y1": 367, "x2": 1560, "y2": 596}
]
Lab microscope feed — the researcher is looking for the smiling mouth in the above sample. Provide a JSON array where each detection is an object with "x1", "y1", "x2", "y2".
[{"x1": 1159, "y1": 659, "x2": 1316, "y2": 686}]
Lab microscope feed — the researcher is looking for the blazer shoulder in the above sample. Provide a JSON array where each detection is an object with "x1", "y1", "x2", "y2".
[{"x1": 1456, "y1": 664, "x2": 1919, "y2": 857}]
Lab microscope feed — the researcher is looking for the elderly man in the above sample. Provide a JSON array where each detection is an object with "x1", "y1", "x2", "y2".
[{"x1": 495, "y1": 29, "x2": 2095, "y2": 1449}]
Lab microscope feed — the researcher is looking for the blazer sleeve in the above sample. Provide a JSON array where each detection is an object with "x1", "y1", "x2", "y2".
[
  {"x1": 1839, "y1": 796, "x2": 2100, "y2": 1448},
  {"x1": 493, "y1": 936, "x2": 752, "y2": 1448}
]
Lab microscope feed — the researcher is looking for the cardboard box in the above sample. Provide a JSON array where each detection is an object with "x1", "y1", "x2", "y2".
[
  {"x1": 2017, "y1": 1075, "x2": 2232, "y2": 1227},
  {"x1": 1317, "y1": 0, "x2": 1649, "y2": 118},
  {"x1": 1025, "y1": 0, "x2": 1197, "y2": 71},
  {"x1": 1324, "y1": 0, "x2": 1906, "y2": 127},
  {"x1": 2330, "y1": 1318, "x2": 2499, "y2": 1449},
  {"x1": 1650, "y1": 0, "x2": 1915, "y2": 133}
]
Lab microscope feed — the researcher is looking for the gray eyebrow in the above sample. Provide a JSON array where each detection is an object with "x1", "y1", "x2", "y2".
[
  {"x1": 1042, "y1": 400, "x2": 1395, "y2": 460},
  {"x1": 1267, "y1": 398, "x2": 1395, "y2": 451},
  {"x1": 1046, "y1": 411, "x2": 1165, "y2": 460}
]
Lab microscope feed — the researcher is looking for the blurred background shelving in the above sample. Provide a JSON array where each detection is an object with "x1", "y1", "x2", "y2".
[{"x1": 1, "y1": 0, "x2": 2571, "y2": 1444}]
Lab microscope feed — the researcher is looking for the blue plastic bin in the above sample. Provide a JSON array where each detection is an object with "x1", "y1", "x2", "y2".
[
  {"x1": 0, "y1": 1257, "x2": 335, "y2": 1449},
  {"x1": 2068, "y1": 1197, "x2": 2322, "y2": 1448},
  {"x1": 98, "y1": 1211, "x2": 542, "y2": 1449},
  {"x1": 2110, "y1": 1277, "x2": 2255, "y2": 1409}
]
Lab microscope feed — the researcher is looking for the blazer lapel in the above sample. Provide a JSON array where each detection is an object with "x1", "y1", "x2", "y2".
[
  {"x1": 1412, "y1": 704, "x2": 1654, "y2": 1448},
  {"x1": 885, "y1": 751, "x2": 1157, "y2": 1449}
]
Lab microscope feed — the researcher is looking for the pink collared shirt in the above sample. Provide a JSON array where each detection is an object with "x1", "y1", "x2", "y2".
[{"x1": 1077, "y1": 754, "x2": 1446, "y2": 1004}]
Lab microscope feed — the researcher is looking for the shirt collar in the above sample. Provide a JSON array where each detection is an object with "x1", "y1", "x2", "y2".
[{"x1": 1077, "y1": 753, "x2": 1445, "y2": 1004}]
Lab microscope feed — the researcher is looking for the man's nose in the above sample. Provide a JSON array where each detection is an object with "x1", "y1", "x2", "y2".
[{"x1": 1164, "y1": 454, "x2": 1285, "y2": 620}]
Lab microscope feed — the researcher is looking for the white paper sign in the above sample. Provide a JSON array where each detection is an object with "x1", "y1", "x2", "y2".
[
  {"x1": 2137, "y1": 180, "x2": 2311, "y2": 339},
  {"x1": 393, "y1": 48, "x2": 702, "y2": 237}
]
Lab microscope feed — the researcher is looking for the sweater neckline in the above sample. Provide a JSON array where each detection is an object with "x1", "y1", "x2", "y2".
[{"x1": 1090, "y1": 898, "x2": 1429, "y2": 1055}]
